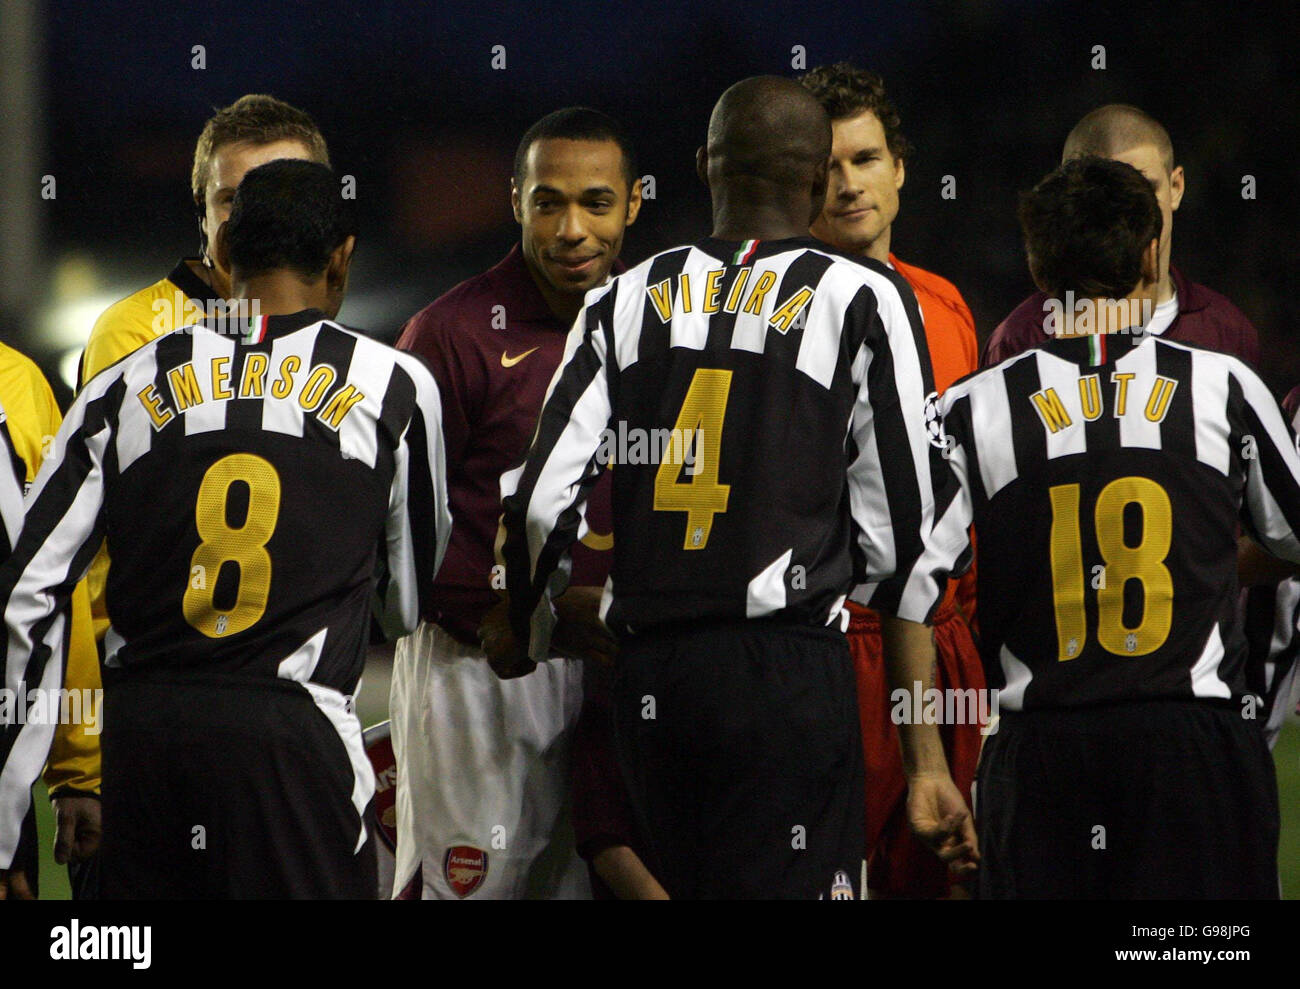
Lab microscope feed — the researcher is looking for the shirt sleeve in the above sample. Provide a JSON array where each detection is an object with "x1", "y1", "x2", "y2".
[
  {"x1": 0, "y1": 376, "x2": 116, "y2": 869},
  {"x1": 501, "y1": 288, "x2": 616, "y2": 660},
  {"x1": 0, "y1": 415, "x2": 24, "y2": 560},
  {"x1": 372, "y1": 355, "x2": 452, "y2": 641},
  {"x1": 1234, "y1": 364, "x2": 1300, "y2": 564},
  {"x1": 22, "y1": 365, "x2": 103, "y2": 797},
  {"x1": 844, "y1": 280, "x2": 958, "y2": 623},
  {"x1": 81, "y1": 295, "x2": 158, "y2": 386}
]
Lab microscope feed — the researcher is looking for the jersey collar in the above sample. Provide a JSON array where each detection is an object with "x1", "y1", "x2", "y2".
[
  {"x1": 235, "y1": 309, "x2": 331, "y2": 344},
  {"x1": 166, "y1": 257, "x2": 224, "y2": 309},
  {"x1": 1040, "y1": 330, "x2": 1150, "y2": 367}
]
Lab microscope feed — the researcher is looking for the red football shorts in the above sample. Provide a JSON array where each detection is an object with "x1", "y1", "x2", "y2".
[{"x1": 847, "y1": 598, "x2": 984, "y2": 898}]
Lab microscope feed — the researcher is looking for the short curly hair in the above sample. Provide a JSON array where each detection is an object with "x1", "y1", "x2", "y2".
[
  {"x1": 798, "y1": 62, "x2": 912, "y2": 163},
  {"x1": 192, "y1": 94, "x2": 330, "y2": 207}
]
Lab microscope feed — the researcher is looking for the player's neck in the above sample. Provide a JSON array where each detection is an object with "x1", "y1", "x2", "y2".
[
  {"x1": 1053, "y1": 292, "x2": 1152, "y2": 338},
  {"x1": 522, "y1": 258, "x2": 585, "y2": 325},
  {"x1": 188, "y1": 258, "x2": 231, "y2": 299},
  {"x1": 862, "y1": 226, "x2": 892, "y2": 265},
  {"x1": 1157, "y1": 267, "x2": 1175, "y2": 304},
  {"x1": 234, "y1": 272, "x2": 331, "y2": 318},
  {"x1": 710, "y1": 198, "x2": 815, "y2": 243}
]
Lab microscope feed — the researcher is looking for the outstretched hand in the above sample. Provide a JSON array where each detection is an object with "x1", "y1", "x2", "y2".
[{"x1": 906, "y1": 772, "x2": 980, "y2": 876}]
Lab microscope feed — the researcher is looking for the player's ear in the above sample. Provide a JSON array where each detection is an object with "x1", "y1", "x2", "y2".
[
  {"x1": 625, "y1": 177, "x2": 643, "y2": 227},
  {"x1": 1169, "y1": 164, "x2": 1185, "y2": 212},
  {"x1": 196, "y1": 198, "x2": 210, "y2": 258},
  {"x1": 328, "y1": 235, "x2": 357, "y2": 292},
  {"x1": 212, "y1": 220, "x2": 231, "y2": 277},
  {"x1": 695, "y1": 146, "x2": 709, "y2": 189},
  {"x1": 510, "y1": 179, "x2": 523, "y2": 225},
  {"x1": 1140, "y1": 237, "x2": 1160, "y2": 286},
  {"x1": 810, "y1": 156, "x2": 829, "y2": 222},
  {"x1": 894, "y1": 155, "x2": 906, "y2": 191}
]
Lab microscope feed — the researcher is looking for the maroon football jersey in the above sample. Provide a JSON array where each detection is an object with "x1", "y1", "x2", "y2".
[
  {"x1": 981, "y1": 265, "x2": 1260, "y2": 369},
  {"x1": 397, "y1": 245, "x2": 615, "y2": 643}
]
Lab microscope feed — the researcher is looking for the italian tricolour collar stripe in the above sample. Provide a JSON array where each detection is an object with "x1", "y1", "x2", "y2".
[
  {"x1": 1088, "y1": 333, "x2": 1106, "y2": 366},
  {"x1": 245, "y1": 315, "x2": 269, "y2": 344},
  {"x1": 733, "y1": 240, "x2": 760, "y2": 265}
]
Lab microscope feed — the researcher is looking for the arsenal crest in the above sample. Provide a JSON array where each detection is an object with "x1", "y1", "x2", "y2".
[{"x1": 443, "y1": 845, "x2": 489, "y2": 898}]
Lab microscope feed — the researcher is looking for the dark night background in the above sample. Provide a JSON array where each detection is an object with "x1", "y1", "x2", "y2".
[{"x1": 5, "y1": 0, "x2": 1297, "y2": 403}]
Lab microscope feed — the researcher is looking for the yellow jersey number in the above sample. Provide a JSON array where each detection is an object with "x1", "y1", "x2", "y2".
[
  {"x1": 653, "y1": 368, "x2": 733, "y2": 550},
  {"x1": 182, "y1": 453, "x2": 282, "y2": 638},
  {"x1": 1048, "y1": 476, "x2": 1173, "y2": 660}
]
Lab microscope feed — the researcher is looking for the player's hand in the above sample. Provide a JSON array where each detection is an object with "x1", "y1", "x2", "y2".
[
  {"x1": 478, "y1": 599, "x2": 536, "y2": 680},
  {"x1": 552, "y1": 587, "x2": 618, "y2": 665},
  {"x1": 906, "y1": 772, "x2": 980, "y2": 876},
  {"x1": 53, "y1": 795, "x2": 102, "y2": 864},
  {"x1": 0, "y1": 869, "x2": 35, "y2": 900}
]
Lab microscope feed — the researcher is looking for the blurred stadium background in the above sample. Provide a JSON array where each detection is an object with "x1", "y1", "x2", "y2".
[{"x1": 6, "y1": 0, "x2": 1299, "y2": 896}]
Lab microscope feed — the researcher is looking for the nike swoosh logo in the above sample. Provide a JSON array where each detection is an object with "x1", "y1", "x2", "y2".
[{"x1": 501, "y1": 347, "x2": 540, "y2": 368}]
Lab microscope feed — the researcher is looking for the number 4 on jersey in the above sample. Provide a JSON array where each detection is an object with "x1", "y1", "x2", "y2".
[{"x1": 654, "y1": 368, "x2": 732, "y2": 550}]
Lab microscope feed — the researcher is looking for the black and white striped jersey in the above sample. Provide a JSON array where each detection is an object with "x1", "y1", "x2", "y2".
[
  {"x1": 924, "y1": 331, "x2": 1300, "y2": 711},
  {"x1": 1242, "y1": 578, "x2": 1300, "y2": 748},
  {"x1": 502, "y1": 235, "x2": 953, "y2": 651},
  {"x1": 1240, "y1": 397, "x2": 1300, "y2": 747},
  {"x1": 0, "y1": 405, "x2": 24, "y2": 558},
  {"x1": 0, "y1": 308, "x2": 450, "y2": 698}
]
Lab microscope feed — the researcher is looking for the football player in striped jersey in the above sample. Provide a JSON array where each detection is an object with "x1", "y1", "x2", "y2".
[
  {"x1": 924, "y1": 157, "x2": 1298, "y2": 897},
  {"x1": 0, "y1": 160, "x2": 450, "y2": 898}
]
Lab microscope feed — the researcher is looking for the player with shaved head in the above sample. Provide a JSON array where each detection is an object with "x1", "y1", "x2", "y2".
[
  {"x1": 984, "y1": 104, "x2": 1258, "y2": 367},
  {"x1": 491, "y1": 76, "x2": 976, "y2": 898}
]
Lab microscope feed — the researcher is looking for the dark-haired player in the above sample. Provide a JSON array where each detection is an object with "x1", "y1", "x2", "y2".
[
  {"x1": 925, "y1": 156, "x2": 1298, "y2": 897},
  {"x1": 494, "y1": 77, "x2": 975, "y2": 899},
  {"x1": 983, "y1": 104, "x2": 1258, "y2": 367},
  {"x1": 800, "y1": 62, "x2": 983, "y2": 899},
  {"x1": 391, "y1": 107, "x2": 648, "y2": 899},
  {"x1": 0, "y1": 160, "x2": 451, "y2": 898}
]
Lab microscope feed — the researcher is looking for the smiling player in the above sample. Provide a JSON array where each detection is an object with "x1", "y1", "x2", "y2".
[{"x1": 391, "y1": 107, "x2": 647, "y2": 899}]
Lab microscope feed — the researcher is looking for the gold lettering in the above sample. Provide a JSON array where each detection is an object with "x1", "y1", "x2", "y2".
[
  {"x1": 167, "y1": 363, "x2": 203, "y2": 411},
  {"x1": 319, "y1": 384, "x2": 366, "y2": 430},
  {"x1": 211, "y1": 356, "x2": 233, "y2": 401},
  {"x1": 1078, "y1": 373, "x2": 1103, "y2": 421},
  {"x1": 299, "y1": 364, "x2": 336, "y2": 411},
  {"x1": 1144, "y1": 376, "x2": 1177, "y2": 423},
  {"x1": 1111, "y1": 372, "x2": 1135, "y2": 416},
  {"x1": 271, "y1": 355, "x2": 300, "y2": 400},
  {"x1": 768, "y1": 287, "x2": 814, "y2": 333},
  {"x1": 240, "y1": 352, "x2": 268, "y2": 398},
  {"x1": 723, "y1": 267, "x2": 751, "y2": 313},
  {"x1": 1030, "y1": 387, "x2": 1073, "y2": 433},
  {"x1": 137, "y1": 385, "x2": 173, "y2": 429},
  {"x1": 741, "y1": 270, "x2": 777, "y2": 314},
  {"x1": 702, "y1": 268, "x2": 726, "y2": 313},
  {"x1": 647, "y1": 279, "x2": 673, "y2": 323}
]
